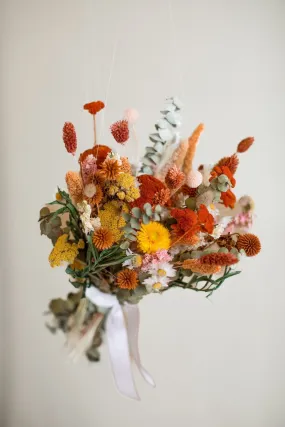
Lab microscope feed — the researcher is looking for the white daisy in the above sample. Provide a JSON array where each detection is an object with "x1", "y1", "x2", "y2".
[
  {"x1": 143, "y1": 275, "x2": 169, "y2": 293},
  {"x1": 122, "y1": 249, "x2": 142, "y2": 269}
]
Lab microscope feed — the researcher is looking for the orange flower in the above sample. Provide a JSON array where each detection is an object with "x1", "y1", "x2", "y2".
[
  {"x1": 65, "y1": 171, "x2": 83, "y2": 203},
  {"x1": 181, "y1": 259, "x2": 221, "y2": 275},
  {"x1": 79, "y1": 145, "x2": 111, "y2": 168},
  {"x1": 92, "y1": 227, "x2": 114, "y2": 250},
  {"x1": 84, "y1": 101, "x2": 105, "y2": 115},
  {"x1": 216, "y1": 153, "x2": 239, "y2": 174},
  {"x1": 210, "y1": 165, "x2": 236, "y2": 187},
  {"x1": 99, "y1": 159, "x2": 121, "y2": 181},
  {"x1": 116, "y1": 269, "x2": 138, "y2": 290},
  {"x1": 221, "y1": 189, "x2": 236, "y2": 209},
  {"x1": 120, "y1": 157, "x2": 132, "y2": 173},
  {"x1": 236, "y1": 233, "x2": 261, "y2": 256},
  {"x1": 197, "y1": 204, "x2": 214, "y2": 234},
  {"x1": 237, "y1": 137, "x2": 254, "y2": 153},
  {"x1": 165, "y1": 165, "x2": 185, "y2": 190},
  {"x1": 200, "y1": 252, "x2": 238, "y2": 266},
  {"x1": 152, "y1": 188, "x2": 171, "y2": 206},
  {"x1": 131, "y1": 175, "x2": 166, "y2": 209},
  {"x1": 84, "y1": 185, "x2": 103, "y2": 206},
  {"x1": 170, "y1": 208, "x2": 200, "y2": 246}
]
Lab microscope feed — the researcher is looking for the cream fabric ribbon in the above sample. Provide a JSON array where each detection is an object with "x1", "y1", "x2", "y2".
[{"x1": 85, "y1": 286, "x2": 155, "y2": 400}]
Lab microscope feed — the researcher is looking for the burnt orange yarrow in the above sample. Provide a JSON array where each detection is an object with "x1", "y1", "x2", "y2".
[
  {"x1": 99, "y1": 159, "x2": 121, "y2": 180},
  {"x1": 236, "y1": 233, "x2": 261, "y2": 257},
  {"x1": 200, "y1": 252, "x2": 238, "y2": 266},
  {"x1": 165, "y1": 165, "x2": 185, "y2": 190},
  {"x1": 84, "y1": 101, "x2": 105, "y2": 115},
  {"x1": 92, "y1": 227, "x2": 114, "y2": 250},
  {"x1": 237, "y1": 137, "x2": 254, "y2": 153},
  {"x1": 116, "y1": 269, "x2": 138, "y2": 290}
]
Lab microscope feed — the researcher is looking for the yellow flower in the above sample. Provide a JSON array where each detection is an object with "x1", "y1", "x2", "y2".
[
  {"x1": 137, "y1": 222, "x2": 170, "y2": 253},
  {"x1": 106, "y1": 173, "x2": 140, "y2": 202},
  {"x1": 49, "y1": 234, "x2": 82, "y2": 268},
  {"x1": 99, "y1": 201, "x2": 128, "y2": 242}
]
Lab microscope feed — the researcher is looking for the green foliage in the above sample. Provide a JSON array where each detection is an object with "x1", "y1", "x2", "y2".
[{"x1": 139, "y1": 97, "x2": 183, "y2": 175}]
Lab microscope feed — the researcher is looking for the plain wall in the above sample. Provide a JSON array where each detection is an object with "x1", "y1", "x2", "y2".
[{"x1": 1, "y1": 0, "x2": 285, "y2": 426}]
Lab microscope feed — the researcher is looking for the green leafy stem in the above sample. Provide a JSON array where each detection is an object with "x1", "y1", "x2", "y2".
[{"x1": 165, "y1": 267, "x2": 241, "y2": 298}]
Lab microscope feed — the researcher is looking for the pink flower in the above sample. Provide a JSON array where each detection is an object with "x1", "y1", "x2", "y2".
[
  {"x1": 141, "y1": 250, "x2": 172, "y2": 271},
  {"x1": 81, "y1": 154, "x2": 97, "y2": 184}
]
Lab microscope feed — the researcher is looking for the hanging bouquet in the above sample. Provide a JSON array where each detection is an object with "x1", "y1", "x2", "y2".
[{"x1": 39, "y1": 98, "x2": 261, "y2": 399}]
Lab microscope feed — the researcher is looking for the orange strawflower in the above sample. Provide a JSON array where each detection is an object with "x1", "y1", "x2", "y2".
[
  {"x1": 221, "y1": 189, "x2": 236, "y2": 209},
  {"x1": 237, "y1": 137, "x2": 254, "y2": 153},
  {"x1": 210, "y1": 165, "x2": 236, "y2": 188},
  {"x1": 99, "y1": 159, "x2": 121, "y2": 181},
  {"x1": 200, "y1": 253, "x2": 238, "y2": 266},
  {"x1": 92, "y1": 227, "x2": 114, "y2": 250},
  {"x1": 216, "y1": 153, "x2": 239, "y2": 174},
  {"x1": 170, "y1": 208, "x2": 200, "y2": 245},
  {"x1": 165, "y1": 165, "x2": 185, "y2": 190},
  {"x1": 181, "y1": 259, "x2": 221, "y2": 275},
  {"x1": 236, "y1": 233, "x2": 261, "y2": 256},
  {"x1": 84, "y1": 101, "x2": 105, "y2": 115},
  {"x1": 116, "y1": 269, "x2": 138, "y2": 290}
]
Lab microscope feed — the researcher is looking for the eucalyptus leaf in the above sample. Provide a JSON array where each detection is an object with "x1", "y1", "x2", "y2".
[
  {"x1": 185, "y1": 197, "x2": 196, "y2": 210},
  {"x1": 120, "y1": 241, "x2": 130, "y2": 250},
  {"x1": 218, "y1": 247, "x2": 229, "y2": 253},
  {"x1": 128, "y1": 234, "x2": 137, "y2": 242},
  {"x1": 142, "y1": 166, "x2": 153, "y2": 174},
  {"x1": 39, "y1": 207, "x2": 50, "y2": 219},
  {"x1": 142, "y1": 156, "x2": 155, "y2": 166},
  {"x1": 156, "y1": 118, "x2": 168, "y2": 129},
  {"x1": 153, "y1": 142, "x2": 164, "y2": 154},
  {"x1": 142, "y1": 214, "x2": 150, "y2": 224},
  {"x1": 149, "y1": 133, "x2": 163, "y2": 143},
  {"x1": 158, "y1": 128, "x2": 173, "y2": 141},
  {"x1": 122, "y1": 213, "x2": 131, "y2": 221},
  {"x1": 145, "y1": 207, "x2": 153, "y2": 217},
  {"x1": 148, "y1": 154, "x2": 161, "y2": 164},
  {"x1": 143, "y1": 203, "x2": 152, "y2": 211},
  {"x1": 131, "y1": 207, "x2": 142, "y2": 218},
  {"x1": 130, "y1": 218, "x2": 141, "y2": 229},
  {"x1": 155, "y1": 205, "x2": 162, "y2": 213},
  {"x1": 153, "y1": 213, "x2": 160, "y2": 221}
]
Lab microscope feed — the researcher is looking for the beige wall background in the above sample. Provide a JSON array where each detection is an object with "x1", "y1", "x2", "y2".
[{"x1": 1, "y1": 0, "x2": 285, "y2": 426}]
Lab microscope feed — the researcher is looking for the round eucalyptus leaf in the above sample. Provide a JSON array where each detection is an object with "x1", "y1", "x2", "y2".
[{"x1": 131, "y1": 207, "x2": 142, "y2": 218}]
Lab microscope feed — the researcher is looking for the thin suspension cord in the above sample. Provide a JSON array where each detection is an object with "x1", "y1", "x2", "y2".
[
  {"x1": 168, "y1": 0, "x2": 185, "y2": 99},
  {"x1": 99, "y1": 39, "x2": 118, "y2": 141}
]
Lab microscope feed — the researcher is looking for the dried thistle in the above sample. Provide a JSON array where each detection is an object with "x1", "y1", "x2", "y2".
[{"x1": 165, "y1": 165, "x2": 185, "y2": 190}]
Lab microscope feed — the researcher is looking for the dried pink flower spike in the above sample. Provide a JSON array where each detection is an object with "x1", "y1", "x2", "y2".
[
  {"x1": 110, "y1": 120, "x2": 129, "y2": 144},
  {"x1": 81, "y1": 154, "x2": 97, "y2": 184},
  {"x1": 62, "y1": 122, "x2": 77, "y2": 155}
]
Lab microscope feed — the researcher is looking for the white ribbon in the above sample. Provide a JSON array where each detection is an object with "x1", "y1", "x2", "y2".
[{"x1": 85, "y1": 286, "x2": 155, "y2": 400}]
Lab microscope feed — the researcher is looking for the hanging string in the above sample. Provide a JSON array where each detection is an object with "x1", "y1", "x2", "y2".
[
  {"x1": 99, "y1": 39, "x2": 118, "y2": 142},
  {"x1": 168, "y1": 0, "x2": 185, "y2": 99}
]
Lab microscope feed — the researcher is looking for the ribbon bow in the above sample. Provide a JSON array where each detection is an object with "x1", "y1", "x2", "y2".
[{"x1": 85, "y1": 286, "x2": 155, "y2": 400}]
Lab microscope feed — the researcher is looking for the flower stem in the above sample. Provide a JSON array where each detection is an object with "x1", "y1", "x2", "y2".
[{"x1": 93, "y1": 114, "x2": 97, "y2": 146}]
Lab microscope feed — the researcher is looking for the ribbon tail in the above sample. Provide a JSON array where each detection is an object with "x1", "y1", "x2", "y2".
[
  {"x1": 124, "y1": 304, "x2": 156, "y2": 388},
  {"x1": 106, "y1": 305, "x2": 140, "y2": 400}
]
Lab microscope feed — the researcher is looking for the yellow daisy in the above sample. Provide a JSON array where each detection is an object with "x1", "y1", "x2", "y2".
[{"x1": 137, "y1": 222, "x2": 170, "y2": 254}]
